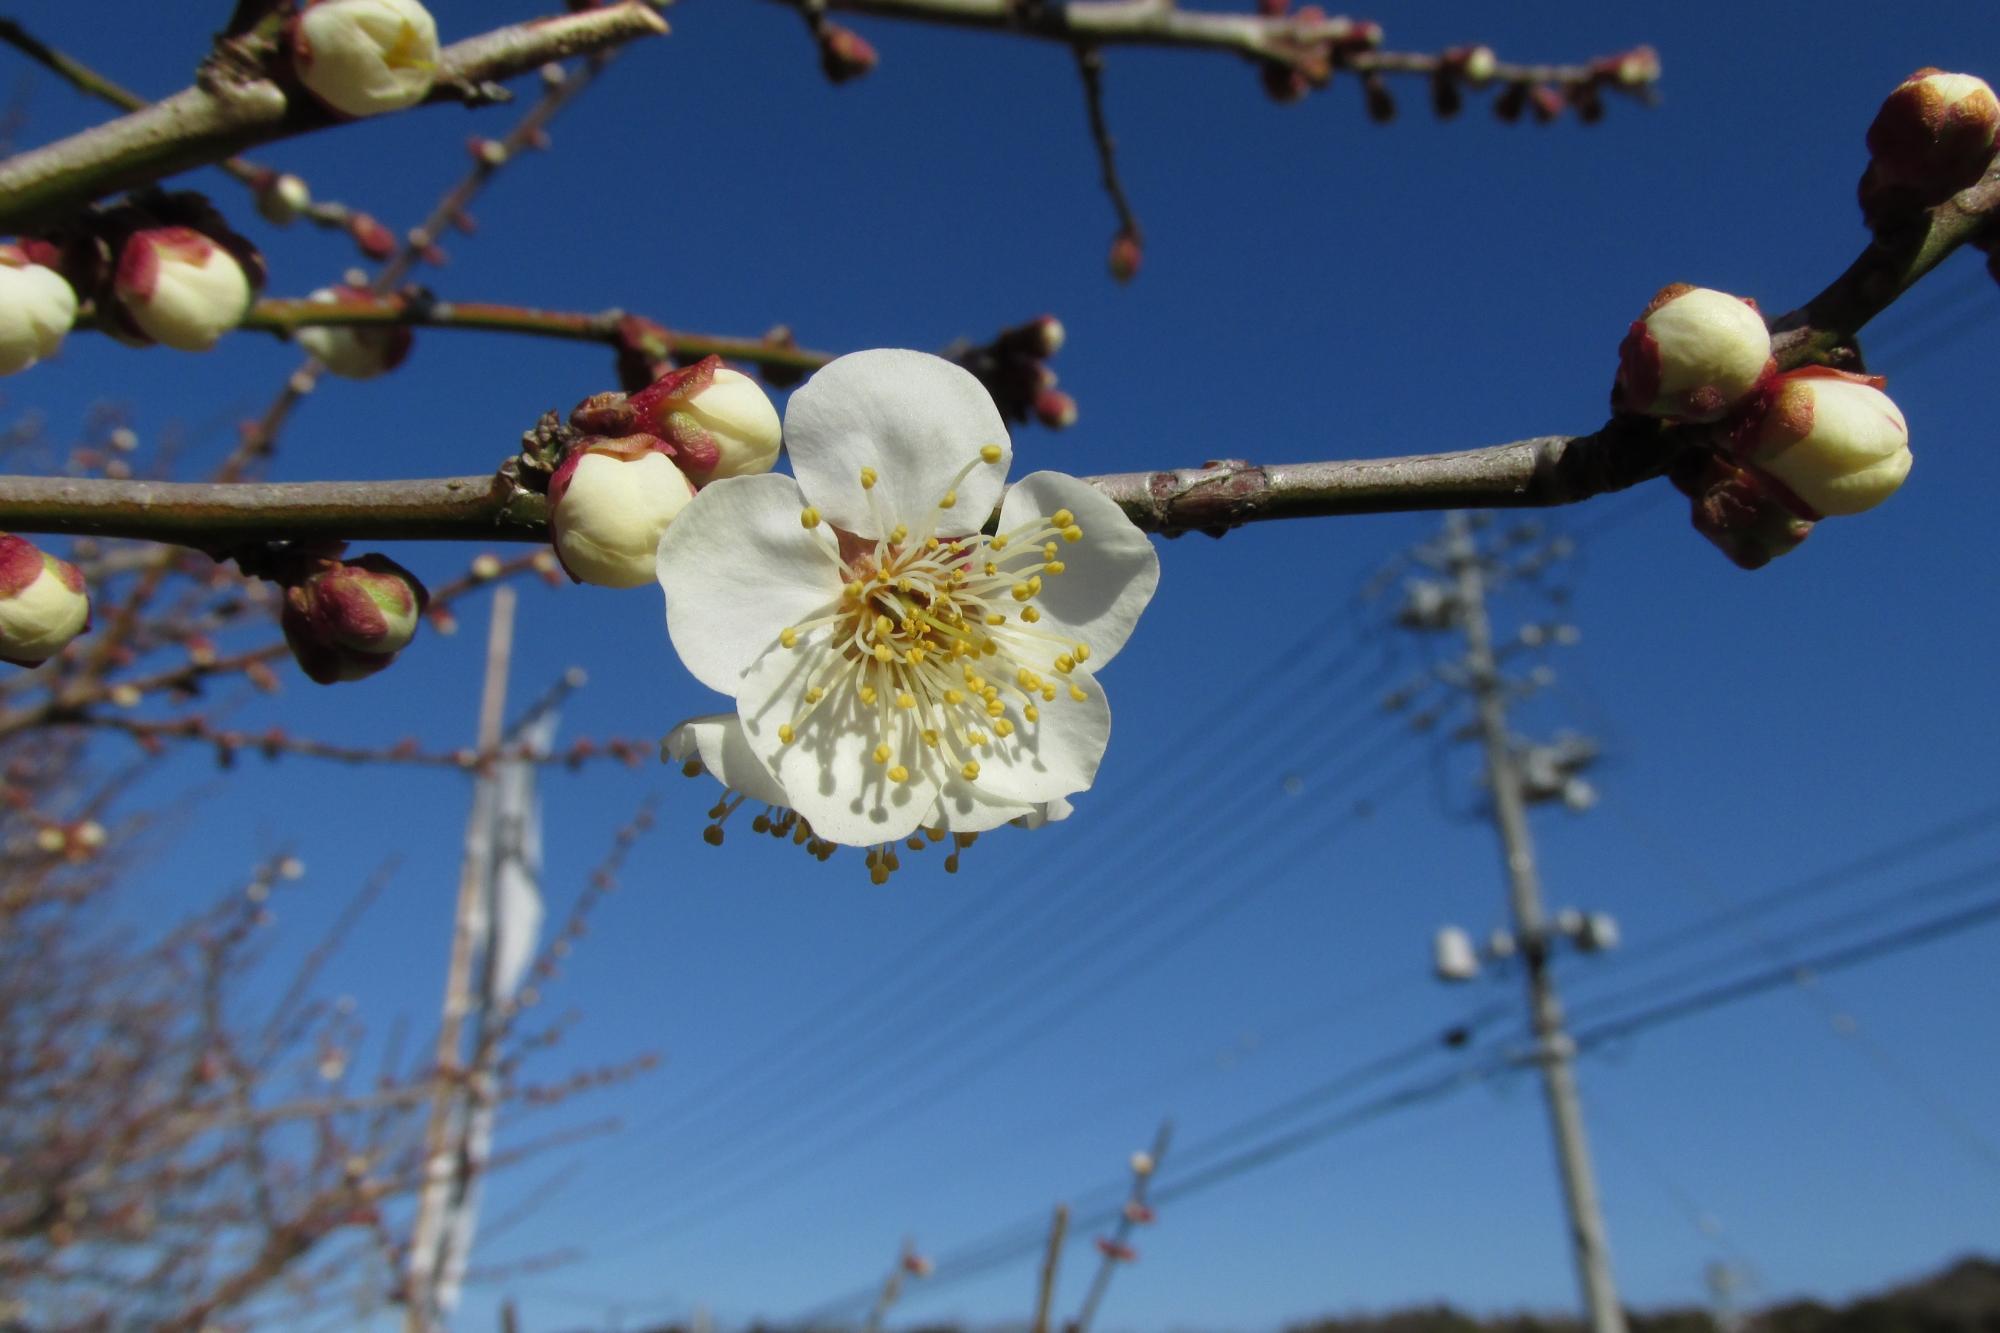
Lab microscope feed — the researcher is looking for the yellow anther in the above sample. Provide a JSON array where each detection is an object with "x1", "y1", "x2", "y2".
[
  {"x1": 874, "y1": 613, "x2": 894, "y2": 636},
  {"x1": 1054, "y1": 654, "x2": 1075, "y2": 674},
  {"x1": 874, "y1": 569, "x2": 893, "y2": 584},
  {"x1": 1044, "y1": 542, "x2": 1059, "y2": 558},
  {"x1": 1050, "y1": 508, "x2": 1074, "y2": 528},
  {"x1": 1046, "y1": 561, "x2": 1066, "y2": 576},
  {"x1": 984, "y1": 561, "x2": 999, "y2": 576},
  {"x1": 980, "y1": 444, "x2": 1003, "y2": 463},
  {"x1": 897, "y1": 692, "x2": 916, "y2": 709},
  {"x1": 897, "y1": 577, "x2": 913, "y2": 592},
  {"x1": 939, "y1": 490, "x2": 957, "y2": 509},
  {"x1": 994, "y1": 718, "x2": 1015, "y2": 737},
  {"x1": 844, "y1": 580, "x2": 865, "y2": 600},
  {"x1": 1028, "y1": 576, "x2": 1043, "y2": 593},
  {"x1": 1022, "y1": 606, "x2": 1042, "y2": 623},
  {"x1": 922, "y1": 728, "x2": 940, "y2": 747},
  {"x1": 1042, "y1": 685, "x2": 1057, "y2": 702},
  {"x1": 889, "y1": 524, "x2": 909, "y2": 544},
  {"x1": 1074, "y1": 643, "x2": 1091, "y2": 662},
  {"x1": 1069, "y1": 683, "x2": 1089, "y2": 702},
  {"x1": 777, "y1": 723, "x2": 796, "y2": 744},
  {"x1": 871, "y1": 864, "x2": 889, "y2": 885},
  {"x1": 872, "y1": 743, "x2": 892, "y2": 765},
  {"x1": 982, "y1": 685, "x2": 1000, "y2": 702},
  {"x1": 925, "y1": 537, "x2": 941, "y2": 551},
  {"x1": 859, "y1": 685, "x2": 878, "y2": 705},
  {"x1": 925, "y1": 826, "x2": 945, "y2": 842},
  {"x1": 985, "y1": 698, "x2": 1006, "y2": 718},
  {"x1": 805, "y1": 687, "x2": 825, "y2": 703},
  {"x1": 800, "y1": 507, "x2": 822, "y2": 529},
  {"x1": 1012, "y1": 582, "x2": 1035, "y2": 602},
  {"x1": 1024, "y1": 703, "x2": 1039, "y2": 722},
  {"x1": 983, "y1": 639, "x2": 1000, "y2": 656},
  {"x1": 860, "y1": 466, "x2": 878, "y2": 489},
  {"x1": 991, "y1": 534, "x2": 1009, "y2": 551},
  {"x1": 961, "y1": 761, "x2": 981, "y2": 781},
  {"x1": 779, "y1": 627, "x2": 799, "y2": 649},
  {"x1": 904, "y1": 646, "x2": 926, "y2": 664},
  {"x1": 888, "y1": 765, "x2": 910, "y2": 784},
  {"x1": 985, "y1": 612, "x2": 1007, "y2": 626},
  {"x1": 873, "y1": 643, "x2": 894, "y2": 663},
  {"x1": 1062, "y1": 525, "x2": 1084, "y2": 543},
  {"x1": 944, "y1": 689, "x2": 964, "y2": 705}
]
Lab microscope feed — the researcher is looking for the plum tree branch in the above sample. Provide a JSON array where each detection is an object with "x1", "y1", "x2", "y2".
[{"x1": 0, "y1": 3, "x2": 670, "y2": 234}]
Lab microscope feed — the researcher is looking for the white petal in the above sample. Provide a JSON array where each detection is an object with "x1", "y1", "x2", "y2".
[
  {"x1": 972, "y1": 665, "x2": 1110, "y2": 806},
  {"x1": 664, "y1": 713, "x2": 789, "y2": 807},
  {"x1": 736, "y1": 632, "x2": 941, "y2": 846},
  {"x1": 925, "y1": 778, "x2": 1039, "y2": 833},
  {"x1": 657, "y1": 473, "x2": 841, "y2": 696},
  {"x1": 997, "y1": 471, "x2": 1159, "y2": 669},
  {"x1": 784, "y1": 349, "x2": 1011, "y2": 540},
  {"x1": 1015, "y1": 795, "x2": 1074, "y2": 830}
]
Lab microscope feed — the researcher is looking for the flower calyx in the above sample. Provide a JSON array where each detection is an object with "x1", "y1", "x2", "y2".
[
  {"x1": 0, "y1": 534, "x2": 89, "y2": 668},
  {"x1": 624, "y1": 355, "x2": 783, "y2": 485},
  {"x1": 546, "y1": 435, "x2": 696, "y2": 589},
  {"x1": 289, "y1": 0, "x2": 441, "y2": 119},
  {"x1": 276, "y1": 549, "x2": 428, "y2": 684}
]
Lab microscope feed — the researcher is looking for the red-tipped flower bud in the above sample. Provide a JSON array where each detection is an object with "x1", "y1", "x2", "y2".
[
  {"x1": 625, "y1": 357, "x2": 782, "y2": 485},
  {"x1": 296, "y1": 284, "x2": 412, "y2": 379},
  {"x1": 0, "y1": 245, "x2": 77, "y2": 376},
  {"x1": 1095, "y1": 1237, "x2": 1139, "y2": 1262},
  {"x1": 818, "y1": 24, "x2": 877, "y2": 84},
  {"x1": 113, "y1": 228, "x2": 255, "y2": 351},
  {"x1": 348, "y1": 213, "x2": 397, "y2": 260},
  {"x1": 1032, "y1": 388, "x2": 1078, "y2": 430},
  {"x1": 1866, "y1": 69, "x2": 2000, "y2": 197},
  {"x1": 0, "y1": 535, "x2": 88, "y2": 667},
  {"x1": 291, "y1": 0, "x2": 441, "y2": 118},
  {"x1": 281, "y1": 554, "x2": 427, "y2": 684},
  {"x1": 1612, "y1": 284, "x2": 1774, "y2": 422},
  {"x1": 547, "y1": 437, "x2": 696, "y2": 588},
  {"x1": 1108, "y1": 231, "x2": 1143, "y2": 283},
  {"x1": 1737, "y1": 370, "x2": 1911, "y2": 519}
]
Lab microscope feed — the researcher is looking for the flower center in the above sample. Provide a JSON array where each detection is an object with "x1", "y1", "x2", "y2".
[{"x1": 777, "y1": 454, "x2": 1092, "y2": 791}]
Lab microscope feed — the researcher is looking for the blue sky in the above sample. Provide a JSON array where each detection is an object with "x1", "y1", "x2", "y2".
[{"x1": 5, "y1": 1, "x2": 2000, "y2": 1330}]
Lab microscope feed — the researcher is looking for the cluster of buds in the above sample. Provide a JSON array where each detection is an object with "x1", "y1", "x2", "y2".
[
  {"x1": 1250, "y1": 3, "x2": 1380, "y2": 105},
  {"x1": 1860, "y1": 69, "x2": 2000, "y2": 227},
  {"x1": 0, "y1": 535, "x2": 90, "y2": 668},
  {"x1": 949, "y1": 315, "x2": 1075, "y2": 430},
  {"x1": 1486, "y1": 47, "x2": 1658, "y2": 127},
  {"x1": 276, "y1": 549, "x2": 428, "y2": 684},
  {"x1": 289, "y1": 0, "x2": 442, "y2": 119},
  {"x1": 547, "y1": 357, "x2": 783, "y2": 587},
  {"x1": 0, "y1": 243, "x2": 79, "y2": 377},
  {"x1": 295, "y1": 282, "x2": 412, "y2": 379},
  {"x1": 1612, "y1": 284, "x2": 1912, "y2": 568}
]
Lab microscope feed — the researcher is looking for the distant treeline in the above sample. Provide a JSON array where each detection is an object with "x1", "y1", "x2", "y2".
[{"x1": 634, "y1": 1253, "x2": 2000, "y2": 1333}]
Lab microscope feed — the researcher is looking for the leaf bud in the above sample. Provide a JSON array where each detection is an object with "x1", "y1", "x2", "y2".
[
  {"x1": 280, "y1": 554, "x2": 428, "y2": 684},
  {"x1": 1866, "y1": 68, "x2": 2000, "y2": 197},
  {"x1": 1612, "y1": 284, "x2": 1774, "y2": 422},
  {"x1": 547, "y1": 437, "x2": 696, "y2": 588},
  {"x1": 295, "y1": 284, "x2": 412, "y2": 379},
  {"x1": 625, "y1": 357, "x2": 782, "y2": 485},
  {"x1": 112, "y1": 227, "x2": 255, "y2": 351},
  {"x1": 0, "y1": 534, "x2": 89, "y2": 667},
  {"x1": 290, "y1": 0, "x2": 441, "y2": 118},
  {"x1": 1738, "y1": 370, "x2": 1911, "y2": 519},
  {"x1": 0, "y1": 245, "x2": 78, "y2": 377}
]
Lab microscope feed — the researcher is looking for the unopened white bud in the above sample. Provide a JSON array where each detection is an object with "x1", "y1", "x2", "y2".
[
  {"x1": 0, "y1": 246, "x2": 77, "y2": 377},
  {"x1": 256, "y1": 173, "x2": 313, "y2": 225},
  {"x1": 628, "y1": 360, "x2": 784, "y2": 485},
  {"x1": 0, "y1": 534, "x2": 89, "y2": 667},
  {"x1": 1612, "y1": 284, "x2": 1773, "y2": 422},
  {"x1": 291, "y1": 0, "x2": 441, "y2": 119},
  {"x1": 548, "y1": 440, "x2": 697, "y2": 588},
  {"x1": 114, "y1": 229, "x2": 252, "y2": 352},
  {"x1": 1744, "y1": 373, "x2": 1911, "y2": 518},
  {"x1": 1129, "y1": 1151, "x2": 1155, "y2": 1177},
  {"x1": 295, "y1": 285, "x2": 411, "y2": 379}
]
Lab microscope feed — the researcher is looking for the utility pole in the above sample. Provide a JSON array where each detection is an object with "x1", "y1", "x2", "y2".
[
  {"x1": 1399, "y1": 513, "x2": 1627, "y2": 1333},
  {"x1": 1445, "y1": 511, "x2": 1624, "y2": 1333}
]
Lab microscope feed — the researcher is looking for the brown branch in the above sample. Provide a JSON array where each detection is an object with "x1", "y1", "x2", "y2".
[
  {"x1": 0, "y1": 3, "x2": 670, "y2": 234},
  {"x1": 1072, "y1": 46, "x2": 1141, "y2": 249}
]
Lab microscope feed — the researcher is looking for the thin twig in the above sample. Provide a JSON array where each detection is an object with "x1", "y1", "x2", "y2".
[{"x1": 1071, "y1": 46, "x2": 1140, "y2": 245}]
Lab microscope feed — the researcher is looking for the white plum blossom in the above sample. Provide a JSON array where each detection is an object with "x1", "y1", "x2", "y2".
[
  {"x1": 291, "y1": 0, "x2": 441, "y2": 119},
  {"x1": 113, "y1": 228, "x2": 253, "y2": 351},
  {"x1": 657, "y1": 349, "x2": 1158, "y2": 854}
]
